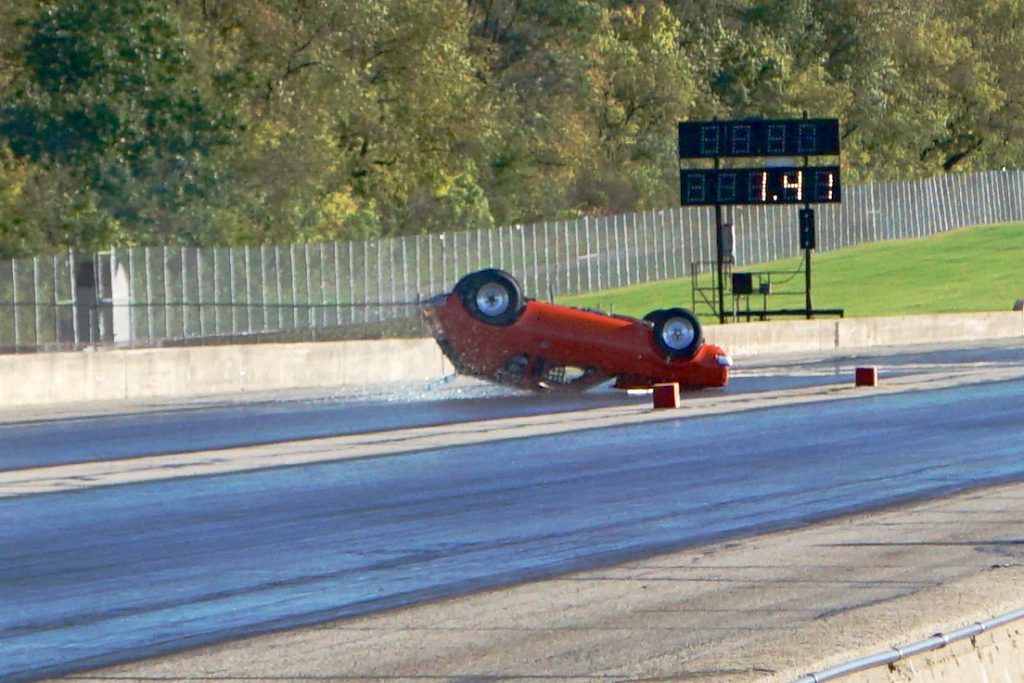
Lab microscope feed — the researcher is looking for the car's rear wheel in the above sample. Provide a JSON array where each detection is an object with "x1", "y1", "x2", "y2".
[
  {"x1": 454, "y1": 268, "x2": 525, "y2": 326},
  {"x1": 652, "y1": 308, "x2": 702, "y2": 358},
  {"x1": 642, "y1": 309, "x2": 665, "y2": 324}
]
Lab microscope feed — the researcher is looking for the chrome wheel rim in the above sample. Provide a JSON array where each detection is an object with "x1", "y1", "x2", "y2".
[
  {"x1": 661, "y1": 316, "x2": 696, "y2": 351},
  {"x1": 476, "y1": 282, "x2": 510, "y2": 317}
]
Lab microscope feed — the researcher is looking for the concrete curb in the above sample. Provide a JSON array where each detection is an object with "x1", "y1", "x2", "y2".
[{"x1": 0, "y1": 311, "x2": 1021, "y2": 408}]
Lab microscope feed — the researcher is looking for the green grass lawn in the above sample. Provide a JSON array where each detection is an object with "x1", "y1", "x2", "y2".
[{"x1": 557, "y1": 222, "x2": 1024, "y2": 319}]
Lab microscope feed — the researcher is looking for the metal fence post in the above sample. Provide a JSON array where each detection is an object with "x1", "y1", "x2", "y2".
[{"x1": 31, "y1": 256, "x2": 41, "y2": 348}]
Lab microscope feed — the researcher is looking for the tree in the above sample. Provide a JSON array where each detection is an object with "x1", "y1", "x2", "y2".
[
  {"x1": 576, "y1": 2, "x2": 697, "y2": 212},
  {"x1": 1, "y1": 0, "x2": 1021, "y2": 256},
  {"x1": 190, "y1": 0, "x2": 494, "y2": 239},
  {"x1": 0, "y1": 0, "x2": 243, "y2": 247},
  {"x1": 929, "y1": 0, "x2": 1024, "y2": 172}
]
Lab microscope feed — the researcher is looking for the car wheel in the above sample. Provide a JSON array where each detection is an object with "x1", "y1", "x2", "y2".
[
  {"x1": 454, "y1": 268, "x2": 525, "y2": 326},
  {"x1": 642, "y1": 309, "x2": 665, "y2": 324},
  {"x1": 653, "y1": 307, "x2": 703, "y2": 358}
]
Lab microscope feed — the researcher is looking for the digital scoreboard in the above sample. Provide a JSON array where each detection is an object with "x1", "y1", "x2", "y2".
[
  {"x1": 678, "y1": 119, "x2": 840, "y2": 158},
  {"x1": 680, "y1": 166, "x2": 841, "y2": 206},
  {"x1": 677, "y1": 117, "x2": 842, "y2": 321},
  {"x1": 678, "y1": 117, "x2": 841, "y2": 207}
]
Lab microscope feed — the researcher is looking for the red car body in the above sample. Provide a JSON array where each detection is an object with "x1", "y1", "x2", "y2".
[{"x1": 422, "y1": 269, "x2": 731, "y2": 392}]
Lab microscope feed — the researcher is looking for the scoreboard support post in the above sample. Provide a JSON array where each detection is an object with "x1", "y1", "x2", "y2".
[
  {"x1": 715, "y1": 205, "x2": 726, "y2": 325},
  {"x1": 805, "y1": 238, "x2": 812, "y2": 319},
  {"x1": 801, "y1": 205, "x2": 814, "y2": 319},
  {"x1": 714, "y1": 156, "x2": 726, "y2": 324}
]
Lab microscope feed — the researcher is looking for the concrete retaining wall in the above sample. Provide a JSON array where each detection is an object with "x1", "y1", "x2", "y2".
[
  {"x1": 840, "y1": 620, "x2": 1024, "y2": 683},
  {"x1": 0, "y1": 339, "x2": 453, "y2": 407},
  {"x1": 0, "y1": 311, "x2": 1021, "y2": 408},
  {"x1": 706, "y1": 310, "x2": 1024, "y2": 357}
]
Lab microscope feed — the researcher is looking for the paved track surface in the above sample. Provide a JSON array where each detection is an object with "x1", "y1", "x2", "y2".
[
  {"x1": 6, "y1": 340, "x2": 1021, "y2": 470},
  {"x1": 53, "y1": 483, "x2": 1024, "y2": 683},
  {"x1": 1, "y1": 339, "x2": 1022, "y2": 682}
]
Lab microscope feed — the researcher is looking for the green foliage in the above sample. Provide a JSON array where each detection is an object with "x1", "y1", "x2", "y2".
[
  {"x1": 0, "y1": 0, "x2": 1022, "y2": 256},
  {"x1": 0, "y1": 0, "x2": 243, "y2": 251}
]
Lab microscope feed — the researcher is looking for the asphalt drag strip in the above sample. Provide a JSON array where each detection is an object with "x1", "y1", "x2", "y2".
[
  {"x1": 4, "y1": 360, "x2": 1024, "y2": 499},
  {"x1": 45, "y1": 480, "x2": 1024, "y2": 683}
]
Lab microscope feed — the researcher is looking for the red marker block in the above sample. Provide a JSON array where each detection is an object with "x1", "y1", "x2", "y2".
[
  {"x1": 855, "y1": 367, "x2": 878, "y2": 387},
  {"x1": 653, "y1": 382, "x2": 681, "y2": 409}
]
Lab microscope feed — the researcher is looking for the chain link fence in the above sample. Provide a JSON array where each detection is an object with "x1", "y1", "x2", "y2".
[{"x1": 2, "y1": 169, "x2": 1022, "y2": 352}]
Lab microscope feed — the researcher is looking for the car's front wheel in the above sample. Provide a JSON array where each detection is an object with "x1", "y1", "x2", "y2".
[
  {"x1": 652, "y1": 307, "x2": 702, "y2": 358},
  {"x1": 453, "y1": 268, "x2": 525, "y2": 326}
]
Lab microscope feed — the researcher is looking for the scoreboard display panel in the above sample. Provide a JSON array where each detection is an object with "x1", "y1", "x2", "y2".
[
  {"x1": 680, "y1": 166, "x2": 841, "y2": 206},
  {"x1": 678, "y1": 119, "x2": 840, "y2": 158}
]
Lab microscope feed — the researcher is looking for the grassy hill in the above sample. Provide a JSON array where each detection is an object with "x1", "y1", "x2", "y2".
[{"x1": 557, "y1": 222, "x2": 1024, "y2": 319}]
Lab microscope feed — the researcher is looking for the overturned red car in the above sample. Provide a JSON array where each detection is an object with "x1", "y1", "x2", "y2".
[{"x1": 422, "y1": 268, "x2": 731, "y2": 392}]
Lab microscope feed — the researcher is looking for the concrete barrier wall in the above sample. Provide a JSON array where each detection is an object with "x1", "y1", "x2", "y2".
[
  {"x1": 837, "y1": 620, "x2": 1024, "y2": 683},
  {"x1": 706, "y1": 310, "x2": 1024, "y2": 357},
  {"x1": 1, "y1": 311, "x2": 1021, "y2": 408},
  {"x1": 704, "y1": 318, "x2": 839, "y2": 356},
  {"x1": 0, "y1": 339, "x2": 454, "y2": 408}
]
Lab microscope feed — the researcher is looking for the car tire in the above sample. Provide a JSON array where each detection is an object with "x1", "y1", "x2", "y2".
[
  {"x1": 652, "y1": 307, "x2": 703, "y2": 358},
  {"x1": 454, "y1": 268, "x2": 525, "y2": 326},
  {"x1": 642, "y1": 309, "x2": 665, "y2": 324}
]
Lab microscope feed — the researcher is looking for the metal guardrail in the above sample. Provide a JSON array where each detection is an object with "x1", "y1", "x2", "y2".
[{"x1": 792, "y1": 606, "x2": 1024, "y2": 682}]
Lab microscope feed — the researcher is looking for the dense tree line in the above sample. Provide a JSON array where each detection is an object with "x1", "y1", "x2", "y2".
[{"x1": 0, "y1": 0, "x2": 1021, "y2": 257}]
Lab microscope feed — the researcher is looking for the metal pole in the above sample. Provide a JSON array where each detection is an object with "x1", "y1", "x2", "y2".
[
  {"x1": 541, "y1": 223, "x2": 550, "y2": 299},
  {"x1": 162, "y1": 247, "x2": 171, "y2": 340},
  {"x1": 347, "y1": 241, "x2": 355, "y2": 325},
  {"x1": 804, "y1": 245, "x2": 812, "y2": 319},
  {"x1": 427, "y1": 235, "x2": 434, "y2": 304},
  {"x1": 181, "y1": 247, "x2": 189, "y2": 339},
  {"x1": 246, "y1": 246, "x2": 254, "y2": 335},
  {"x1": 290, "y1": 244, "x2": 300, "y2": 329},
  {"x1": 585, "y1": 216, "x2": 594, "y2": 292},
  {"x1": 613, "y1": 215, "x2": 623, "y2": 288},
  {"x1": 408, "y1": 236, "x2": 417, "y2": 305},
  {"x1": 334, "y1": 241, "x2": 343, "y2": 326},
  {"x1": 376, "y1": 239, "x2": 384, "y2": 323},
  {"x1": 575, "y1": 218, "x2": 583, "y2": 292},
  {"x1": 11, "y1": 259, "x2": 19, "y2": 350},
  {"x1": 69, "y1": 250, "x2": 79, "y2": 347},
  {"x1": 642, "y1": 210, "x2": 652, "y2": 283},
  {"x1": 52, "y1": 254, "x2": 60, "y2": 344},
  {"x1": 791, "y1": 606, "x2": 1024, "y2": 683},
  {"x1": 307, "y1": 243, "x2": 316, "y2": 330},
  {"x1": 319, "y1": 241, "x2": 327, "y2": 329},
  {"x1": 32, "y1": 256, "x2": 41, "y2": 348},
  {"x1": 440, "y1": 234, "x2": 447, "y2": 298},
  {"x1": 274, "y1": 246, "x2": 283, "y2": 330},
  {"x1": 452, "y1": 232, "x2": 460, "y2": 288},
  {"x1": 714, "y1": 203, "x2": 725, "y2": 325},
  {"x1": 487, "y1": 224, "x2": 493, "y2": 268},
  {"x1": 803, "y1": 154, "x2": 813, "y2": 319},
  {"x1": 263, "y1": 245, "x2": 272, "y2": 332},
  {"x1": 145, "y1": 247, "x2": 154, "y2": 342}
]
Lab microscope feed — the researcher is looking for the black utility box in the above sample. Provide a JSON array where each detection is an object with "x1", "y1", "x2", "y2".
[{"x1": 732, "y1": 272, "x2": 754, "y2": 295}]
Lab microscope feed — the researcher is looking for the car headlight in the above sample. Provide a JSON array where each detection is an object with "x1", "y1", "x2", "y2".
[{"x1": 716, "y1": 354, "x2": 733, "y2": 367}]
